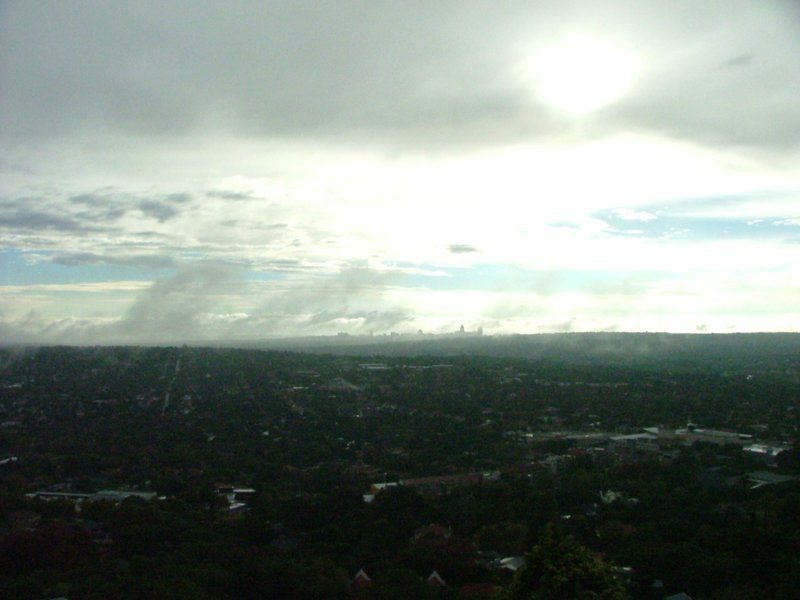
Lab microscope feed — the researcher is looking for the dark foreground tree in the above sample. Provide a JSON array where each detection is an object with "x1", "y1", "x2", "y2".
[{"x1": 501, "y1": 525, "x2": 629, "y2": 600}]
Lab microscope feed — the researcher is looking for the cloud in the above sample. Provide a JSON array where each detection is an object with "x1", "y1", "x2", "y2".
[
  {"x1": 118, "y1": 263, "x2": 239, "y2": 341},
  {"x1": 1, "y1": 2, "x2": 799, "y2": 342},
  {"x1": 125, "y1": 266, "x2": 416, "y2": 339},
  {"x1": 613, "y1": 208, "x2": 657, "y2": 222},
  {"x1": 262, "y1": 267, "x2": 409, "y2": 321},
  {"x1": 719, "y1": 53, "x2": 754, "y2": 69},
  {"x1": 2, "y1": 1, "x2": 798, "y2": 152},
  {"x1": 0, "y1": 265, "x2": 242, "y2": 344},
  {"x1": 0, "y1": 190, "x2": 197, "y2": 248},
  {"x1": 601, "y1": 213, "x2": 800, "y2": 242},
  {"x1": 164, "y1": 192, "x2": 192, "y2": 203},
  {"x1": 64, "y1": 193, "x2": 132, "y2": 222},
  {"x1": 302, "y1": 309, "x2": 411, "y2": 331},
  {"x1": 543, "y1": 318, "x2": 575, "y2": 333},
  {"x1": 206, "y1": 190, "x2": 253, "y2": 201},
  {"x1": 138, "y1": 201, "x2": 179, "y2": 222},
  {"x1": 597, "y1": 196, "x2": 800, "y2": 242},
  {"x1": 0, "y1": 281, "x2": 150, "y2": 294},
  {"x1": 0, "y1": 206, "x2": 110, "y2": 233},
  {"x1": 51, "y1": 252, "x2": 176, "y2": 269},
  {"x1": 607, "y1": 5, "x2": 800, "y2": 150},
  {"x1": 69, "y1": 193, "x2": 110, "y2": 207},
  {"x1": 448, "y1": 244, "x2": 479, "y2": 254}
]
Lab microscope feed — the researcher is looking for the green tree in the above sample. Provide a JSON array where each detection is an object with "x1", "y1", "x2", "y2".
[{"x1": 501, "y1": 525, "x2": 629, "y2": 600}]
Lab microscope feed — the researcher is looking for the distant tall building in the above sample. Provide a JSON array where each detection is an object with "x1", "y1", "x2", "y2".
[{"x1": 459, "y1": 324, "x2": 465, "y2": 333}]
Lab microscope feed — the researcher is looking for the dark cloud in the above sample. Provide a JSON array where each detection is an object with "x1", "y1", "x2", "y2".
[
  {"x1": 206, "y1": 190, "x2": 253, "y2": 201},
  {"x1": 260, "y1": 258, "x2": 303, "y2": 271},
  {"x1": 118, "y1": 263, "x2": 238, "y2": 340},
  {"x1": 607, "y1": 9, "x2": 800, "y2": 150},
  {"x1": 108, "y1": 264, "x2": 412, "y2": 341},
  {"x1": 69, "y1": 193, "x2": 108, "y2": 207},
  {"x1": 70, "y1": 191, "x2": 191, "y2": 223},
  {"x1": 2, "y1": 1, "x2": 797, "y2": 151},
  {"x1": 132, "y1": 230, "x2": 169, "y2": 238},
  {"x1": 138, "y1": 201, "x2": 179, "y2": 222},
  {"x1": 74, "y1": 207, "x2": 128, "y2": 221},
  {"x1": 448, "y1": 244, "x2": 479, "y2": 254},
  {"x1": 0, "y1": 190, "x2": 191, "y2": 240},
  {"x1": 719, "y1": 53, "x2": 754, "y2": 69},
  {"x1": 0, "y1": 208, "x2": 108, "y2": 233},
  {"x1": 66, "y1": 193, "x2": 128, "y2": 222},
  {"x1": 164, "y1": 193, "x2": 192, "y2": 203}
]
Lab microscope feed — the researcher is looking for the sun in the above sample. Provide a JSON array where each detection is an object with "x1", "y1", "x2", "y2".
[{"x1": 530, "y1": 35, "x2": 638, "y2": 115}]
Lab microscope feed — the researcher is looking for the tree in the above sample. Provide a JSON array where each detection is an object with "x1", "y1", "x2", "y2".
[{"x1": 501, "y1": 525, "x2": 629, "y2": 599}]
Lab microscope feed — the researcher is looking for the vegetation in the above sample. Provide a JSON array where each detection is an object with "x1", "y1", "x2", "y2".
[
  {"x1": 503, "y1": 525, "x2": 629, "y2": 599},
  {"x1": 0, "y1": 340, "x2": 799, "y2": 597}
]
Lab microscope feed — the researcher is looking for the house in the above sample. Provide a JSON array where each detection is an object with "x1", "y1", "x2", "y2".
[
  {"x1": 497, "y1": 556, "x2": 525, "y2": 572},
  {"x1": 215, "y1": 484, "x2": 256, "y2": 510},
  {"x1": 676, "y1": 427, "x2": 751, "y2": 446},
  {"x1": 743, "y1": 443, "x2": 789, "y2": 463},
  {"x1": 93, "y1": 490, "x2": 157, "y2": 502},
  {"x1": 599, "y1": 490, "x2": 639, "y2": 507},
  {"x1": 427, "y1": 571, "x2": 446, "y2": 586},
  {"x1": 27, "y1": 491, "x2": 93, "y2": 501},
  {"x1": 27, "y1": 488, "x2": 156, "y2": 503},
  {"x1": 746, "y1": 471, "x2": 797, "y2": 489},
  {"x1": 370, "y1": 481, "x2": 400, "y2": 495},
  {"x1": 609, "y1": 433, "x2": 659, "y2": 452},
  {"x1": 225, "y1": 501, "x2": 248, "y2": 515},
  {"x1": 360, "y1": 363, "x2": 390, "y2": 371},
  {"x1": 353, "y1": 568, "x2": 372, "y2": 587}
]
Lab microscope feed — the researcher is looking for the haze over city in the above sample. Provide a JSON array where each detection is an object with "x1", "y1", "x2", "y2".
[{"x1": 2, "y1": 1, "x2": 800, "y2": 344}]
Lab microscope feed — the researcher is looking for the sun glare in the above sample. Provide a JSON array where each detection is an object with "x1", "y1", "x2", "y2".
[{"x1": 530, "y1": 35, "x2": 638, "y2": 115}]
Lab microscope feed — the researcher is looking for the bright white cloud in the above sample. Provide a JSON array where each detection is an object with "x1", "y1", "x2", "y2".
[{"x1": 528, "y1": 35, "x2": 639, "y2": 114}]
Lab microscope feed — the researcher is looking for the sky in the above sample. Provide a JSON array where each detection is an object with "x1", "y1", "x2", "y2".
[{"x1": 1, "y1": 0, "x2": 800, "y2": 344}]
